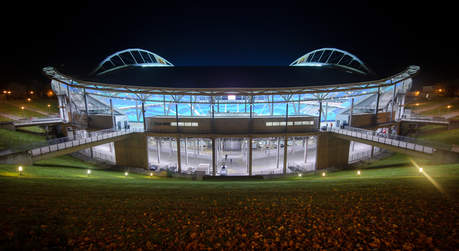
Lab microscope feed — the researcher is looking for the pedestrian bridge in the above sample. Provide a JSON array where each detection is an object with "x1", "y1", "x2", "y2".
[
  {"x1": 0, "y1": 128, "x2": 144, "y2": 165},
  {"x1": 327, "y1": 126, "x2": 456, "y2": 160},
  {"x1": 13, "y1": 117, "x2": 64, "y2": 128}
]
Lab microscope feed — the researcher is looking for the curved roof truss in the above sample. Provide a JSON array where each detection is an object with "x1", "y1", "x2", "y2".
[
  {"x1": 290, "y1": 48, "x2": 371, "y2": 75},
  {"x1": 92, "y1": 48, "x2": 173, "y2": 75}
]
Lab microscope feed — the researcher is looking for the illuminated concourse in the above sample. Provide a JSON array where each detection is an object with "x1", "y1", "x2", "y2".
[{"x1": 43, "y1": 48, "x2": 419, "y2": 175}]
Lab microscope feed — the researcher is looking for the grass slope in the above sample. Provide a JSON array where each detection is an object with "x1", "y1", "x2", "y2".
[{"x1": 0, "y1": 159, "x2": 457, "y2": 250}]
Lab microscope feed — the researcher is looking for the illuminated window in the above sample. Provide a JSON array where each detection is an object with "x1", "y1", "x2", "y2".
[
  {"x1": 192, "y1": 122, "x2": 198, "y2": 127},
  {"x1": 272, "y1": 122, "x2": 280, "y2": 126},
  {"x1": 287, "y1": 121, "x2": 294, "y2": 126},
  {"x1": 266, "y1": 122, "x2": 273, "y2": 126},
  {"x1": 178, "y1": 122, "x2": 185, "y2": 126},
  {"x1": 170, "y1": 122, "x2": 177, "y2": 126},
  {"x1": 185, "y1": 122, "x2": 192, "y2": 126}
]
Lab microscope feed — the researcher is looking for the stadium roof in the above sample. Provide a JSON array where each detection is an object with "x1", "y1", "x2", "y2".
[{"x1": 76, "y1": 65, "x2": 378, "y2": 89}]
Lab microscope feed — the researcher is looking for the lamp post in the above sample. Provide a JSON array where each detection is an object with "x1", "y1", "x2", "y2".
[
  {"x1": 20, "y1": 106, "x2": 25, "y2": 117},
  {"x1": 18, "y1": 166, "x2": 23, "y2": 176},
  {"x1": 47, "y1": 104, "x2": 51, "y2": 113}
]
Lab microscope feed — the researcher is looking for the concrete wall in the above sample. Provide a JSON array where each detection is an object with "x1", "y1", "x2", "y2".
[
  {"x1": 351, "y1": 112, "x2": 394, "y2": 128},
  {"x1": 114, "y1": 133, "x2": 149, "y2": 169},
  {"x1": 316, "y1": 133, "x2": 350, "y2": 170},
  {"x1": 146, "y1": 116, "x2": 318, "y2": 134}
]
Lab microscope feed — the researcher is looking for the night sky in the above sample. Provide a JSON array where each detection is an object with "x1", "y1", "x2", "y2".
[{"x1": 1, "y1": 1, "x2": 458, "y2": 89}]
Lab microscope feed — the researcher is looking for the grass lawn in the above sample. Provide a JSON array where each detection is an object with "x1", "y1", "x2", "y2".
[
  {"x1": 418, "y1": 127, "x2": 459, "y2": 145},
  {"x1": 16, "y1": 126, "x2": 46, "y2": 134},
  {"x1": 0, "y1": 102, "x2": 45, "y2": 119},
  {"x1": 7, "y1": 98, "x2": 59, "y2": 114},
  {"x1": 0, "y1": 115, "x2": 11, "y2": 122},
  {"x1": 0, "y1": 157, "x2": 457, "y2": 250},
  {"x1": 0, "y1": 128, "x2": 45, "y2": 151}
]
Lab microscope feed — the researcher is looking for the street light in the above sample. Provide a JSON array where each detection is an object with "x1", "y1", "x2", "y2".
[
  {"x1": 27, "y1": 98, "x2": 31, "y2": 102},
  {"x1": 18, "y1": 166, "x2": 23, "y2": 176},
  {"x1": 87, "y1": 169, "x2": 91, "y2": 176},
  {"x1": 20, "y1": 106, "x2": 25, "y2": 117},
  {"x1": 47, "y1": 104, "x2": 51, "y2": 113}
]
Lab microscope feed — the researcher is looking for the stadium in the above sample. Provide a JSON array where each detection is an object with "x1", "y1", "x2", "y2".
[{"x1": 43, "y1": 48, "x2": 419, "y2": 176}]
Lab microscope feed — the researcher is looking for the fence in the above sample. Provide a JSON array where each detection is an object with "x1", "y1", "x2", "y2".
[
  {"x1": 28, "y1": 128, "x2": 143, "y2": 157},
  {"x1": 328, "y1": 126, "x2": 449, "y2": 154},
  {"x1": 73, "y1": 148, "x2": 116, "y2": 164},
  {"x1": 349, "y1": 147, "x2": 385, "y2": 163}
]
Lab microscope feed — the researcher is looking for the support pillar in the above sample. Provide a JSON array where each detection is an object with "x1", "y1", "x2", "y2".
[
  {"x1": 66, "y1": 84, "x2": 72, "y2": 123},
  {"x1": 304, "y1": 137, "x2": 308, "y2": 163},
  {"x1": 283, "y1": 136, "x2": 288, "y2": 175},
  {"x1": 83, "y1": 88, "x2": 89, "y2": 128},
  {"x1": 176, "y1": 137, "x2": 181, "y2": 173},
  {"x1": 212, "y1": 138, "x2": 216, "y2": 176},
  {"x1": 185, "y1": 138, "x2": 188, "y2": 165},
  {"x1": 349, "y1": 98, "x2": 354, "y2": 127},
  {"x1": 318, "y1": 100, "x2": 322, "y2": 129},
  {"x1": 114, "y1": 133, "x2": 149, "y2": 169},
  {"x1": 142, "y1": 102, "x2": 146, "y2": 131},
  {"x1": 248, "y1": 137, "x2": 253, "y2": 176},
  {"x1": 276, "y1": 137, "x2": 280, "y2": 169},
  {"x1": 316, "y1": 133, "x2": 350, "y2": 170},
  {"x1": 110, "y1": 99, "x2": 115, "y2": 130},
  {"x1": 391, "y1": 83, "x2": 397, "y2": 121},
  {"x1": 157, "y1": 138, "x2": 161, "y2": 164}
]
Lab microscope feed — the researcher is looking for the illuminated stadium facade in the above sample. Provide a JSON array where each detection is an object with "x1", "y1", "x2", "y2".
[{"x1": 43, "y1": 48, "x2": 419, "y2": 176}]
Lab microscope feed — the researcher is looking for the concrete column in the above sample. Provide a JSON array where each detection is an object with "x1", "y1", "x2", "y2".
[
  {"x1": 114, "y1": 133, "x2": 149, "y2": 169},
  {"x1": 185, "y1": 137, "x2": 188, "y2": 165},
  {"x1": 349, "y1": 98, "x2": 354, "y2": 127},
  {"x1": 283, "y1": 136, "x2": 288, "y2": 175},
  {"x1": 248, "y1": 137, "x2": 253, "y2": 176},
  {"x1": 176, "y1": 137, "x2": 181, "y2": 173},
  {"x1": 66, "y1": 85, "x2": 72, "y2": 122},
  {"x1": 304, "y1": 137, "x2": 308, "y2": 163},
  {"x1": 375, "y1": 87, "x2": 380, "y2": 115},
  {"x1": 142, "y1": 102, "x2": 146, "y2": 131},
  {"x1": 135, "y1": 101, "x2": 139, "y2": 121},
  {"x1": 156, "y1": 138, "x2": 161, "y2": 164},
  {"x1": 276, "y1": 137, "x2": 280, "y2": 169},
  {"x1": 316, "y1": 133, "x2": 350, "y2": 170},
  {"x1": 83, "y1": 88, "x2": 89, "y2": 128},
  {"x1": 391, "y1": 83, "x2": 397, "y2": 121},
  {"x1": 110, "y1": 99, "x2": 115, "y2": 130},
  {"x1": 318, "y1": 100, "x2": 322, "y2": 129},
  {"x1": 196, "y1": 138, "x2": 200, "y2": 157},
  {"x1": 212, "y1": 138, "x2": 216, "y2": 176},
  {"x1": 371, "y1": 145, "x2": 375, "y2": 158}
]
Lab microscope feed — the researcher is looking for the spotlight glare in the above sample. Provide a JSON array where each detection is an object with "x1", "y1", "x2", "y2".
[
  {"x1": 419, "y1": 167, "x2": 423, "y2": 173},
  {"x1": 357, "y1": 170, "x2": 361, "y2": 175},
  {"x1": 150, "y1": 172, "x2": 153, "y2": 176},
  {"x1": 125, "y1": 172, "x2": 128, "y2": 176},
  {"x1": 87, "y1": 169, "x2": 91, "y2": 175},
  {"x1": 298, "y1": 173, "x2": 302, "y2": 177},
  {"x1": 18, "y1": 166, "x2": 23, "y2": 172},
  {"x1": 322, "y1": 172, "x2": 326, "y2": 177}
]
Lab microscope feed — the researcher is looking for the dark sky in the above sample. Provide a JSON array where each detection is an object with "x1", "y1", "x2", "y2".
[{"x1": 1, "y1": 1, "x2": 458, "y2": 88}]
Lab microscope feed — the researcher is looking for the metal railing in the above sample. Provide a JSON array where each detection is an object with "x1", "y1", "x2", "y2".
[
  {"x1": 73, "y1": 148, "x2": 116, "y2": 164},
  {"x1": 349, "y1": 147, "x2": 385, "y2": 163},
  {"x1": 27, "y1": 128, "x2": 143, "y2": 157},
  {"x1": 328, "y1": 126, "x2": 451, "y2": 154}
]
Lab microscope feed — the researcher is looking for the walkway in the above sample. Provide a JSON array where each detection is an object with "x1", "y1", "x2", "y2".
[
  {"x1": 13, "y1": 117, "x2": 64, "y2": 127},
  {"x1": 27, "y1": 128, "x2": 144, "y2": 161},
  {"x1": 327, "y1": 126, "x2": 453, "y2": 157}
]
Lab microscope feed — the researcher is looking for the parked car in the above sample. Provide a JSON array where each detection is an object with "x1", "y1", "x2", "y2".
[{"x1": 149, "y1": 164, "x2": 159, "y2": 171}]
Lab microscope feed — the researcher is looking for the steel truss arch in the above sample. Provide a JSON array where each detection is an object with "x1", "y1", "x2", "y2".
[
  {"x1": 290, "y1": 48, "x2": 372, "y2": 75},
  {"x1": 92, "y1": 48, "x2": 173, "y2": 75}
]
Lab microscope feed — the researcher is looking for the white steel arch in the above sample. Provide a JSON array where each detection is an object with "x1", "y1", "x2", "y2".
[
  {"x1": 290, "y1": 48, "x2": 371, "y2": 75},
  {"x1": 92, "y1": 48, "x2": 173, "y2": 75}
]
